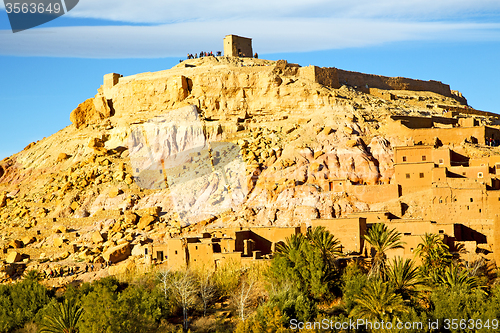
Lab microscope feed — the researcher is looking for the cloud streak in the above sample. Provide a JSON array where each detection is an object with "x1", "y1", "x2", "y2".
[
  {"x1": 0, "y1": 0, "x2": 499, "y2": 58},
  {"x1": 0, "y1": 18, "x2": 499, "y2": 58}
]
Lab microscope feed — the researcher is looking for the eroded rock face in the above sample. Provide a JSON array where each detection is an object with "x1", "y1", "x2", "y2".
[
  {"x1": 70, "y1": 97, "x2": 112, "y2": 129},
  {"x1": 0, "y1": 56, "x2": 485, "y2": 278},
  {"x1": 103, "y1": 243, "x2": 131, "y2": 263}
]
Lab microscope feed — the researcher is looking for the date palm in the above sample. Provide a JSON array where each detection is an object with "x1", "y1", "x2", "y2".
[
  {"x1": 38, "y1": 299, "x2": 83, "y2": 333},
  {"x1": 350, "y1": 278, "x2": 408, "y2": 322},
  {"x1": 275, "y1": 234, "x2": 306, "y2": 258},
  {"x1": 433, "y1": 264, "x2": 483, "y2": 292},
  {"x1": 384, "y1": 257, "x2": 424, "y2": 300},
  {"x1": 415, "y1": 233, "x2": 452, "y2": 277},
  {"x1": 306, "y1": 226, "x2": 342, "y2": 268},
  {"x1": 363, "y1": 223, "x2": 405, "y2": 277}
]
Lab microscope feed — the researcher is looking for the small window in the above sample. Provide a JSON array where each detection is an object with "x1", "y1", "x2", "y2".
[
  {"x1": 402, "y1": 156, "x2": 407, "y2": 162},
  {"x1": 159, "y1": 169, "x2": 163, "y2": 174},
  {"x1": 439, "y1": 230, "x2": 444, "y2": 234},
  {"x1": 175, "y1": 250, "x2": 178, "y2": 255},
  {"x1": 496, "y1": 164, "x2": 500, "y2": 169},
  {"x1": 136, "y1": 168, "x2": 139, "y2": 173},
  {"x1": 467, "y1": 206, "x2": 470, "y2": 210},
  {"x1": 419, "y1": 173, "x2": 424, "y2": 178},
  {"x1": 195, "y1": 246, "x2": 198, "y2": 250},
  {"x1": 339, "y1": 182, "x2": 342, "y2": 186},
  {"x1": 422, "y1": 156, "x2": 427, "y2": 161},
  {"x1": 406, "y1": 173, "x2": 410, "y2": 179},
  {"x1": 145, "y1": 248, "x2": 148, "y2": 255},
  {"x1": 463, "y1": 172, "x2": 466, "y2": 176},
  {"x1": 439, "y1": 159, "x2": 444, "y2": 164},
  {"x1": 478, "y1": 172, "x2": 483, "y2": 178},
  {"x1": 479, "y1": 209, "x2": 482, "y2": 213},
  {"x1": 470, "y1": 198, "x2": 473, "y2": 202}
]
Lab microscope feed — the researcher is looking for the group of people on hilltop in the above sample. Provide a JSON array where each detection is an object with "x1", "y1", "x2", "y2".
[
  {"x1": 187, "y1": 51, "x2": 222, "y2": 59},
  {"x1": 486, "y1": 137, "x2": 499, "y2": 147},
  {"x1": 186, "y1": 51, "x2": 259, "y2": 59}
]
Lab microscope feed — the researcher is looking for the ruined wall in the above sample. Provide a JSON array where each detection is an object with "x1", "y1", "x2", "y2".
[
  {"x1": 337, "y1": 69, "x2": 453, "y2": 97},
  {"x1": 298, "y1": 66, "x2": 454, "y2": 97}
]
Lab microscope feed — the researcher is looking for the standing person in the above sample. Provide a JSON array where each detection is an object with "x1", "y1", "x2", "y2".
[
  {"x1": 91, "y1": 264, "x2": 94, "y2": 272},
  {"x1": 254, "y1": 52, "x2": 258, "y2": 58},
  {"x1": 200, "y1": 50, "x2": 204, "y2": 57}
]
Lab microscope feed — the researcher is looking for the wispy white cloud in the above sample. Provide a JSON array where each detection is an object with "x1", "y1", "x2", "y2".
[
  {"x1": 0, "y1": 18, "x2": 499, "y2": 58},
  {"x1": 65, "y1": 0, "x2": 500, "y2": 23},
  {"x1": 0, "y1": 0, "x2": 499, "y2": 58}
]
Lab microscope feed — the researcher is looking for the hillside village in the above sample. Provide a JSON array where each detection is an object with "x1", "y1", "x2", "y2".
[{"x1": 1, "y1": 35, "x2": 500, "y2": 287}]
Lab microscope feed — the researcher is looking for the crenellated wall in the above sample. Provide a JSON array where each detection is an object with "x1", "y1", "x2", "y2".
[{"x1": 299, "y1": 65, "x2": 453, "y2": 98}]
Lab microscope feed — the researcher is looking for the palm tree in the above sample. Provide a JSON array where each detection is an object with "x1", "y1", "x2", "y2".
[
  {"x1": 305, "y1": 226, "x2": 342, "y2": 269},
  {"x1": 415, "y1": 233, "x2": 452, "y2": 276},
  {"x1": 38, "y1": 299, "x2": 83, "y2": 333},
  {"x1": 384, "y1": 257, "x2": 424, "y2": 300},
  {"x1": 350, "y1": 278, "x2": 408, "y2": 322},
  {"x1": 433, "y1": 264, "x2": 483, "y2": 292},
  {"x1": 363, "y1": 223, "x2": 405, "y2": 277},
  {"x1": 275, "y1": 234, "x2": 306, "y2": 258}
]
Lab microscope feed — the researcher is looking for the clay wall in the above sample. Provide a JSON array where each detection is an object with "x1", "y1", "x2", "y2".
[
  {"x1": 166, "y1": 239, "x2": 187, "y2": 269},
  {"x1": 347, "y1": 211, "x2": 391, "y2": 224},
  {"x1": 187, "y1": 242, "x2": 214, "y2": 265},
  {"x1": 408, "y1": 127, "x2": 488, "y2": 145},
  {"x1": 347, "y1": 184, "x2": 400, "y2": 204},
  {"x1": 394, "y1": 146, "x2": 433, "y2": 164},
  {"x1": 448, "y1": 165, "x2": 489, "y2": 179},
  {"x1": 311, "y1": 217, "x2": 366, "y2": 253},
  {"x1": 247, "y1": 227, "x2": 301, "y2": 255},
  {"x1": 394, "y1": 162, "x2": 435, "y2": 194},
  {"x1": 425, "y1": 187, "x2": 489, "y2": 228},
  {"x1": 336, "y1": 69, "x2": 452, "y2": 97},
  {"x1": 493, "y1": 216, "x2": 500, "y2": 267}
]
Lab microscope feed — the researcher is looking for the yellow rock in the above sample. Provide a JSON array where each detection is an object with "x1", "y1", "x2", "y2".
[
  {"x1": 53, "y1": 237, "x2": 64, "y2": 247},
  {"x1": 92, "y1": 231, "x2": 105, "y2": 244},
  {"x1": 6, "y1": 251, "x2": 22, "y2": 263}
]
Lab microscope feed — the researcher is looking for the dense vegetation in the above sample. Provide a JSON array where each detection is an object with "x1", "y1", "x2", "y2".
[{"x1": 2, "y1": 225, "x2": 500, "y2": 333}]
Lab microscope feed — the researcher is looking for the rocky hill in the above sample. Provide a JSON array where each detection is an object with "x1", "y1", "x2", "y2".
[{"x1": 0, "y1": 56, "x2": 497, "y2": 285}]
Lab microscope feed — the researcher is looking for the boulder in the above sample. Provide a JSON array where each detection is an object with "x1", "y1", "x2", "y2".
[
  {"x1": 137, "y1": 215, "x2": 156, "y2": 230},
  {"x1": 92, "y1": 231, "x2": 105, "y2": 244},
  {"x1": 21, "y1": 236, "x2": 36, "y2": 246},
  {"x1": 108, "y1": 187, "x2": 122, "y2": 198},
  {"x1": 0, "y1": 193, "x2": 7, "y2": 208},
  {"x1": 6, "y1": 251, "x2": 22, "y2": 263},
  {"x1": 53, "y1": 237, "x2": 64, "y2": 247},
  {"x1": 124, "y1": 211, "x2": 139, "y2": 225},
  {"x1": 103, "y1": 243, "x2": 131, "y2": 264},
  {"x1": 8, "y1": 240, "x2": 24, "y2": 249},
  {"x1": 57, "y1": 153, "x2": 70, "y2": 162},
  {"x1": 108, "y1": 260, "x2": 136, "y2": 276},
  {"x1": 70, "y1": 98, "x2": 110, "y2": 129},
  {"x1": 54, "y1": 225, "x2": 67, "y2": 233}
]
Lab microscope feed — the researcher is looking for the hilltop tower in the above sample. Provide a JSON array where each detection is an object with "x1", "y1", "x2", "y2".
[{"x1": 223, "y1": 34, "x2": 253, "y2": 57}]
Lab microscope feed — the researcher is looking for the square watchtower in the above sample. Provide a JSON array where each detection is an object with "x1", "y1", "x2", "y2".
[{"x1": 223, "y1": 35, "x2": 253, "y2": 57}]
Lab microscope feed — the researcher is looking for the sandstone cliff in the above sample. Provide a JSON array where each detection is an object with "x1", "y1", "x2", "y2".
[{"x1": 0, "y1": 56, "x2": 497, "y2": 284}]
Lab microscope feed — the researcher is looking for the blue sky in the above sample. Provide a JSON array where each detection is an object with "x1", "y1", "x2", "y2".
[{"x1": 0, "y1": 0, "x2": 500, "y2": 160}]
